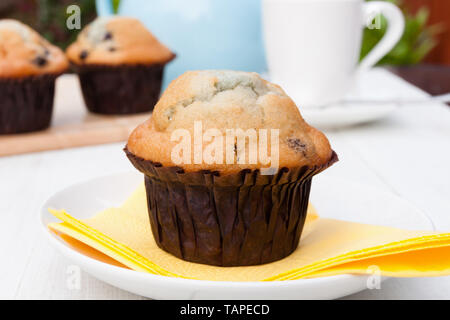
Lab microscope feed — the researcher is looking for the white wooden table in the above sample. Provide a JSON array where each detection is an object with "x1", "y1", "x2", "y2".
[{"x1": 1, "y1": 69, "x2": 449, "y2": 299}]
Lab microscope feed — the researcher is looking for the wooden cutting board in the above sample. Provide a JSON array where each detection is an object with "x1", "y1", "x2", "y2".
[{"x1": 0, "y1": 74, "x2": 151, "y2": 157}]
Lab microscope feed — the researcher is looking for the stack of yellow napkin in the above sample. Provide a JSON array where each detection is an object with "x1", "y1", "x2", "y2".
[{"x1": 48, "y1": 185, "x2": 450, "y2": 281}]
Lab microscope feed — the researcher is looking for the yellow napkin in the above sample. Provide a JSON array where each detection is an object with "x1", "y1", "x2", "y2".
[{"x1": 48, "y1": 184, "x2": 450, "y2": 281}]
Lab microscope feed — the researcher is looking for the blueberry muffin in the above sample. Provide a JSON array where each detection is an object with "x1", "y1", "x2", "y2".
[
  {"x1": 125, "y1": 70, "x2": 337, "y2": 266},
  {"x1": 66, "y1": 17, "x2": 175, "y2": 115},
  {"x1": 0, "y1": 20, "x2": 68, "y2": 134}
]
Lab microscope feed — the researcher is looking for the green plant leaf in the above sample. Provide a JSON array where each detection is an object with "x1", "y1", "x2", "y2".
[{"x1": 112, "y1": 0, "x2": 121, "y2": 13}]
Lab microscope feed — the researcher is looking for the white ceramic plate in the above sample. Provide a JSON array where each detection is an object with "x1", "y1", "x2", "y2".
[
  {"x1": 40, "y1": 172, "x2": 433, "y2": 300},
  {"x1": 301, "y1": 102, "x2": 397, "y2": 129}
]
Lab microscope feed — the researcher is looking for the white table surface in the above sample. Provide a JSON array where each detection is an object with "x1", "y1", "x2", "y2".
[{"x1": 1, "y1": 69, "x2": 449, "y2": 300}]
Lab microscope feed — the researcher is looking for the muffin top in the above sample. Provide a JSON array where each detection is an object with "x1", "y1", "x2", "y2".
[
  {"x1": 0, "y1": 20, "x2": 68, "y2": 78},
  {"x1": 127, "y1": 70, "x2": 333, "y2": 175},
  {"x1": 66, "y1": 16, "x2": 175, "y2": 65}
]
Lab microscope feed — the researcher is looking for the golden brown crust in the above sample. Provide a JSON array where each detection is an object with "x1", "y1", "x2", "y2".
[
  {"x1": 66, "y1": 17, "x2": 175, "y2": 66},
  {"x1": 127, "y1": 70, "x2": 333, "y2": 175},
  {"x1": 0, "y1": 20, "x2": 68, "y2": 78}
]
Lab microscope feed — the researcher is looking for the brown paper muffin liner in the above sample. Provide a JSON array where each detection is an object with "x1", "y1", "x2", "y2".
[
  {"x1": 125, "y1": 148, "x2": 338, "y2": 267},
  {"x1": 72, "y1": 63, "x2": 168, "y2": 115},
  {"x1": 0, "y1": 74, "x2": 59, "y2": 134}
]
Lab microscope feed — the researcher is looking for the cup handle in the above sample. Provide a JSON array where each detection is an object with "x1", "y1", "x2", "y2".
[{"x1": 357, "y1": 1, "x2": 405, "y2": 72}]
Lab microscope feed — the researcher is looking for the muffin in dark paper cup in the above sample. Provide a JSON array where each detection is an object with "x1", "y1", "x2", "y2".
[
  {"x1": 0, "y1": 75, "x2": 59, "y2": 134},
  {"x1": 126, "y1": 149, "x2": 337, "y2": 266},
  {"x1": 71, "y1": 63, "x2": 165, "y2": 115},
  {"x1": 66, "y1": 17, "x2": 175, "y2": 115},
  {"x1": 0, "y1": 20, "x2": 68, "y2": 134},
  {"x1": 126, "y1": 70, "x2": 337, "y2": 267}
]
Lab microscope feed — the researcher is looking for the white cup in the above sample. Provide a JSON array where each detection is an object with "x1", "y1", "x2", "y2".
[{"x1": 263, "y1": 0, "x2": 405, "y2": 107}]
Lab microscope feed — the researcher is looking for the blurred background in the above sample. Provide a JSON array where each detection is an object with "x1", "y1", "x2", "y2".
[
  {"x1": 1, "y1": 0, "x2": 449, "y2": 96},
  {"x1": 1, "y1": 0, "x2": 447, "y2": 63}
]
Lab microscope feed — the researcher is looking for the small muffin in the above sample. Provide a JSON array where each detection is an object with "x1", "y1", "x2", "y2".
[
  {"x1": 0, "y1": 20, "x2": 68, "y2": 134},
  {"x1": 125, "y1": 70, "x2": 337, "y2": 267},
  {"x1": 66, "y1": 17, "x2": 175, "y2": 115}
]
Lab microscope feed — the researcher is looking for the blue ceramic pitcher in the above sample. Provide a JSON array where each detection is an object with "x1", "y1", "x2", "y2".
[{"x1": 96, "y1": 0, "x2": 267, "y2": 87}]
